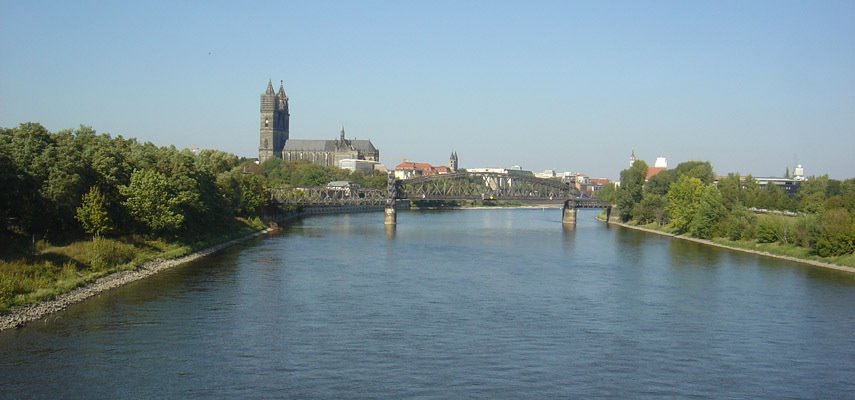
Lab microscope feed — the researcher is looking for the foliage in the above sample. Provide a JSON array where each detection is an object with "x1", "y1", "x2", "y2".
[
  {"x1": 632, "y1": 194, "x2": 666, "y2": 225},
  {"x1": 813, "y1": 208, "x2": 855, "y2": 257},
  {"x1": 120, "y1": 169, "x2": 185, "y2": 233},
  {"x1": 616, "y1": 160, "x2": 647, "y2": 222},
  {"x1": 76, "y1": 186, "x2": 113, "y2": 237},
  {"x1": 594, "y1": 182, "x2": 617, "y2": 204},
  {"x1": 688, "y1": 184, "x2": 726, "y2": 239},
  {"x1": 666, "y1": 176, "x2": 704, "y2": 233}
]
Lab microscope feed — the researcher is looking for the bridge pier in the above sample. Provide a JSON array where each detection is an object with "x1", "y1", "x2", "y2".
[
  {"x1": 384, "y1": 205, "x2": 397, "y2": 225},
  {"x1": 562, "y1": 201, "x2": 577, "y2": 225}
]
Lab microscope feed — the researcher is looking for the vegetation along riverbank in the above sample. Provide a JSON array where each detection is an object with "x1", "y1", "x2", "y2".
[
  {"x1": 0, "y1": 123, "x2": 388, "y2": 326},
  {"x1": 596, "y1": 159, "x2": 855, "y2": 272}
]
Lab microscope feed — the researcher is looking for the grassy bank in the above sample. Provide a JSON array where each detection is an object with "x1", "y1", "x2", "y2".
[
  {"x1": 0, "y1": 217, "x2": 267, "y2": 313},
  {"x1": 616, "y1": 220, "x2": 855, "y2": 271}
]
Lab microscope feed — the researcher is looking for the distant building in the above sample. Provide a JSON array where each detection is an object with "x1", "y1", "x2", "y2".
[
  {"x1": 535, "y1": 169, "x2": 557, "y2": 179},
  {"x1": 646, "y1": 167, "x2": 667, "y2": 180},
  {"x1": 467, "y1": 167, "x2": 533, "y2": 176},
  {"x1": 259, "y1": 79, "x2": 379, "y2": 166},
  {"x1": 339, "y1": 158, "x2": 383, "y2": 174},
  {"x1": 394, "y1": 161, "x2": 452, "y2": 179}
]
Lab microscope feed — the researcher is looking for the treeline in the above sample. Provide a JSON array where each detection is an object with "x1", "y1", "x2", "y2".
[
  {"x1": 596, "y1": 160, "x2": 855, "y2": 257},
  {"x1": 1, "y1": 123, "x2": 385, "y2": 249}
]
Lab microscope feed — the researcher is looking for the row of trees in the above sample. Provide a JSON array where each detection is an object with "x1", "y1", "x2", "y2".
[
  {"x1": 1, "y1": 123, "x2": 382, "y2": 248},
  {"x1": 597, "y1": 160, "x2": 855, "y2": 257}
]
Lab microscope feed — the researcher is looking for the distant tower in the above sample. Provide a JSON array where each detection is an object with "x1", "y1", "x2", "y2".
[
  {"x1": 259, "y1": 79, "x2": 290, "y2": 162},
  {"x1": 449, "y1": 151, "x2": 459, "y2": 172},
  {"x1": 629, "y1": 150, "x2": 637, "y2": 167},
  {"x1": 794, "y1": 164, "x2": 805, "y2": 181}
]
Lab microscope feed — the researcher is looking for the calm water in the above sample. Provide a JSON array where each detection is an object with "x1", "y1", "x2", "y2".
[{"x1": 2, "y1": 209, "x2": 854, "y2": 399}]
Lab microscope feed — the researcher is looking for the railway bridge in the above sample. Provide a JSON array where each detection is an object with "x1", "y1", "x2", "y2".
[{"x1": 270, "y1": 171, "x2": 611, "y2": 226}]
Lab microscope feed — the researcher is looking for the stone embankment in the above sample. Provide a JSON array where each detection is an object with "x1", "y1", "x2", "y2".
[
  {"x1": 613, "y1": 222, "x2": 855, "y2": 274},
  {"x1": 0, "y1": 228, "x2": 273, "y2": 332}
]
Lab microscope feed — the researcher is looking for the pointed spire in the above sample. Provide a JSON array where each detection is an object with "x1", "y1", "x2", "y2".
[
  {"x1": 340, "y1": 125, "x2": 346, "y2": 141},
  {"x1": 265, "y1": 79, "x2": 275, "y2": 95},
  {"x1": 277, "y1": 80, "x2": 287, "y2": 99}
]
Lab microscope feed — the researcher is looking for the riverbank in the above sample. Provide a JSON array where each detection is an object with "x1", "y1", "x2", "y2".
[
  {"x1": 0, "y1": 228, "x2": 273, "y2": 332},
  {"x1": 611, "y1": 221, "x2": 855, "y2": 274}
]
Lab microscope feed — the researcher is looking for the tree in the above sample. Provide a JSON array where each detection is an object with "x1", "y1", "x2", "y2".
[
  {"x1": 217, "y1": 171, "x2": 268, "y2": 217},
  {"x1": 797, "y1": 175, "x2": 829, "y2": 213},
  {"x1": 666, "y1": 175, "x2": 704, "y2": 233},
  {"x1": 595, "y1": 182, "x2": 617, "y2": 204},
  {"x1": 644, "y1": 169, "x2": 676, "y2": 196},
  {"x1": 674, "y1": 161, "x2": 715, "y2": 184},
  {"x1": 718, "y1": 173, "x2": 742, "y2": 211},
  {"x1": 632, "y1": 194, "x2": 667, "y2": 225},
  {"x1": 689, "y1": 184, "x2": 726, "y2": 239},
  {"x1": 119, "y1": 169, "x2": 184, "y2": 233},
  {"x1": 76, "y1": 186, "x2": 113, "y2": 238},
  {"x1": 813, "y1": 208, "x2": 855, "y2": 257},
  {"x1": 616, "y1": 160, "x2": 648, "y2": 221}
]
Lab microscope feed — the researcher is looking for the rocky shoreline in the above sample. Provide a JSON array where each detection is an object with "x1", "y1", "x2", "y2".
[
  {"x1": 612, "y1": 222, "x2": 855, "y2": 274},
  {"x1": 0, "y1": 228, "x2": 273, "y2": 332}
]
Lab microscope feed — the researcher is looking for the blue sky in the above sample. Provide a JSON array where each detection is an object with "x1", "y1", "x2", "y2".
[{"x1": 2, "y1": 1, "x2": 853, "y2": 179}]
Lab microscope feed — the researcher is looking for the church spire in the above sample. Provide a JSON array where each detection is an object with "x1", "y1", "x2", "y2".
[
  {"x1": 340, "y1": 125, "x2": 346, "y2": 141},
  {"x1": 277, "y1": 80, "x2": 287, "y2": 100},
  {"x1": 265, "y1": 79, "x2": 275, "y2": 95}
]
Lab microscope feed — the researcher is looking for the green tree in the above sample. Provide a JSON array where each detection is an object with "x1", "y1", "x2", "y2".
[
  {"x1": 813, "y1": 208, "x2": 855, "y2": 257},
  {"x1": 718, "y1": 173, "x2": 742, "y2": 211},
  {"x1": 673, "y1": 161, "x2": 715, "y2": 184},
  {"x1": 76, "y1": 186, "x2": 113, "y2": 238},
  {"x1": 217, "y1": 171, "x2": 268, "y2": 217},
  {"x1": 716, "y1": 204, "x2": 756, "y2": 240},
  {"x1": 689, "y1": 184, "x2": 726, "y2": 239},
  {"x1": 644, "y1": 169, "x2": 676, "y2": 196},
  {"x1": 616, "y1": 160, "x2": 648, "y2": 222},
  {"x1": 797, "y1": 175, "x2": 829, "y2": 213},
  {"x1": 632, "y1": 194, "x2": 667, "y2": 225},
  {"x1": 666, "y1": 175, "x2": 704, "y2": 233},
  {"x1": 594, "y1": 182, "x2": 617, "y2": 204},
  {"x1": 119, "y1": 169, "x2": 184, "y2": 233}
]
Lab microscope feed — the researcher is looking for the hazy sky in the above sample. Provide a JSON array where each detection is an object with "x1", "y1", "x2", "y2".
[{"x1": 2, "y1": 1, "x2": 853, "y2": 179}]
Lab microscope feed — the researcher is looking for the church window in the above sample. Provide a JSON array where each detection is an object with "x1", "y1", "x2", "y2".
[
  {"x1": 264, "y1": 118, "x2": 269, "y2": 127},
  {"x1": 263, "y1": 139, "x2": 268, "y2": 148}
]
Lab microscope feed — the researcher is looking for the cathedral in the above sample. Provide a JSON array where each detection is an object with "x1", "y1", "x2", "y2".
[{"x1": 259, "y1": 80, "x2": 379, "y2": 166}]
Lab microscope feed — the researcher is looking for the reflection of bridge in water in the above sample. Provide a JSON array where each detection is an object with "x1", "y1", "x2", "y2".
[{"x1": 270, "y1": 171, "x2": 611, "y2": 225}]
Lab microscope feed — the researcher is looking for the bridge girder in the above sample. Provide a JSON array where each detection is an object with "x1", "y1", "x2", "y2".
[
  {"x1": 270, "y1": 187, "x2": 387, "y2": 206},
  {"x1": 399, "y1": 172, "x2": 576, "y2": 201}
]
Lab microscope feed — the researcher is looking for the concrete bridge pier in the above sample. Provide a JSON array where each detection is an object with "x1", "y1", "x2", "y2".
[
  {"x1": 384, "y1": 204, "x2": 397, "y2": 225},
  {"x1": 562, "y1": 201, "x2": 577, "y2": 225}
]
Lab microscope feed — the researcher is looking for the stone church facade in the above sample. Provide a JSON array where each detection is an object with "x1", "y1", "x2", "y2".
[{"x1": 259, "y1": 80, "x2": 379, "y2": 166}]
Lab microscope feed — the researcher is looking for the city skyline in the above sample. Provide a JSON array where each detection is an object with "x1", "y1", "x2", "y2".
[{"x1": 1, "y1": 1, "x2": 853, "y2": 179}]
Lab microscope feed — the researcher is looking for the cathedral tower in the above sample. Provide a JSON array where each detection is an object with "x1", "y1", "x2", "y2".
[
  {"x1": 259, "y1": 79, "x2": 290, "y2": 162},
  {"x1": 449, "y1": 151, "x2": 459, "y2": 172}
]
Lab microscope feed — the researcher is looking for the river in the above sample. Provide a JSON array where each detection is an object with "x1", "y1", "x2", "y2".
[{"x1": 1, "y1": 209, "x2": 854, "y2": 398}]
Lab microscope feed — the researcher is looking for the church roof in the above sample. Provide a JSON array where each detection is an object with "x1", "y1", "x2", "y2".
[
  {"x1": 283, "y1": 138, "x2": 377, "y2": 152},
  {"x1": 283, "y1": 139, "x2": 337, "y2": 151}
]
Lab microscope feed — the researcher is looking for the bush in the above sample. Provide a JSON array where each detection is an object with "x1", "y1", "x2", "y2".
[{"x1": 88, "y1": 239, "x2": 137, "y2": 270}]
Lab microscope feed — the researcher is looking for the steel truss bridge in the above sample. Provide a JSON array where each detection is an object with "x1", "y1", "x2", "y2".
[
  {"x1": 270, "y1": 172, "x2": 610, "y2": 213},
  {"x1": 270, "y1": 187, "x2": 388, "y2": 206},
  {"x1": 395, "y1": 172, "x2": 576, "y2": 202}
]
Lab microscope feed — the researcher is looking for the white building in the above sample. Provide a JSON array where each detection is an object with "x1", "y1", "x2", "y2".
[{"x1": 338, "y1": 158, "x2": 384, "y2": 174}]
